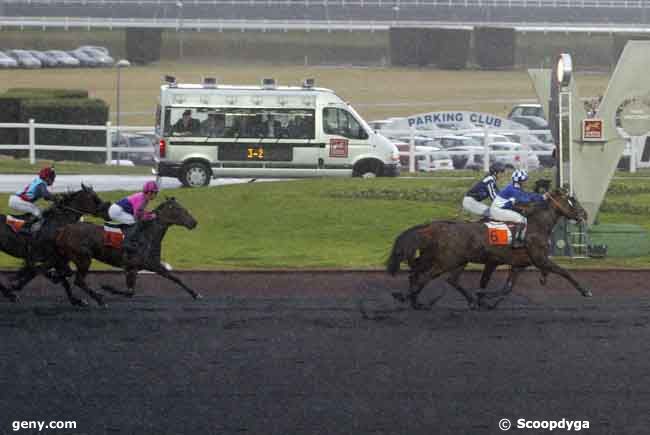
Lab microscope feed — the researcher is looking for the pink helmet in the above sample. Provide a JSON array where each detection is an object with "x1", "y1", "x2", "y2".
[{"x1": 143, "y1": 180, "x2": 160, "y2": 193}]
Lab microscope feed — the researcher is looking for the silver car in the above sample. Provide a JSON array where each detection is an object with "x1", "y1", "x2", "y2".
[
  {"x1": 45, "y1": 50, "x2": 80, "y2": 67},
  {"x1": 28, "y1": 50, "x2": 58, "y2": 67},
  {"x1": 0, "y1": 51, "x2": 18, "y2": 68},
  {"x1": 6, "y1": 50, "x2": 41, "y2": 68},
  {"x1": 79, "y1": 47, "x2": 114, "y2": 67},
  {"x1": 68, "y1": 49, "x2": 99, "y2": 67}
]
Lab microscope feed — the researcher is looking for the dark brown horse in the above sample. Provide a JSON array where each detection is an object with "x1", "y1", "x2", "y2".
[
  {"x1": 0, "y1": 185, "x2": 109, "y2": 304},
  {"x1": 51, "y1": 197, "x2": 201, "y2": 306},
  {"x1": 386, "y1": 188, "x2": 591, "y2": 310}
]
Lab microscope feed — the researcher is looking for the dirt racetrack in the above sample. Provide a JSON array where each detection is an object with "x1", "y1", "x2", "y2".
[{"x1": 0, "y1": 269, "x2": 649, "y2": 435}]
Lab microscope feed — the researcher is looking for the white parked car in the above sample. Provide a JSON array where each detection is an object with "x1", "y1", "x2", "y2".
[
  {"x1": 6, "y1": 50, "x2": 41, "y2": 68},
  {"x1": 462, "y1": 132, "x2": 512, "y2": 146},
  {"x1": 508, "y1": 103, "x2": 545, "y2": 119},
  {"x1": 446, "y1": 145, "x2": 486, "y2": 170},
  {"x1": 437, "y1": 134, "x2": 483, "y2": 149},
  {"x1": 0, "y1": 51, "x2": 18, "y2": 68},
  {"x1": 45, "y1": 50, "x2": 81, "y2": 67},
  {"x1": 415, "y1": 146, "x2": 454, "y2": 172},
  {"x1": 488, "y1": 142, "x2": 540, "y2": 170}
]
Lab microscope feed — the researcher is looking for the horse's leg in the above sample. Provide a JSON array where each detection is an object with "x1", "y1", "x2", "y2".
[
  {"x1": 529, "y1": 252, "x2": 592, "y2": 297},
  {"x1": 72, "y1": 256, "x2": 106, "y2": 307},
  {"x1": 392, "y1": 251, "x2": 433, "y2": 304},
  {"x1": 152, "y1": 265, "x2": 202, "y2": 299},
  {"x1": 446, "y1": 264, "x2": 477, "y2": 309},
  {"x1": 479, "y1": 266, "x2": 525, "y2": 310},
  {"x1": 479, "y1": 261, "x2": 499, "y2": 290},
  {"x1": 101, "y1": 269, "x2": 137, "y2": 297},
  {"x1": 0, "y1": 277, "x2": 18, "y2": 303}
]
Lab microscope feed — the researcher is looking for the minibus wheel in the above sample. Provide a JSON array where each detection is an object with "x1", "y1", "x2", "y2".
[
  {"x1": 354, "y1": 159, "x2": 382, "y2": 178},
  {"x1": 180, "y1": 161, "x2": 211, "y2": 187}
]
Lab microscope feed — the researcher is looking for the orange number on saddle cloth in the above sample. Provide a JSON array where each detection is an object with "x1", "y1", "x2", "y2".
[
  {"x1": 103, "y1": 226, "x2": 124, "y2": 249},
  {"x1": 485, "y1": 223, "x2": 512, "y2": 246},
  {"x1": 6, "y1": 216, "x2": 25, "y2": 233}
]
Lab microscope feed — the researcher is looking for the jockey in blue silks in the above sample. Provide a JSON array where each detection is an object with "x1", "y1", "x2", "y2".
[
  {"x1": 9, "y1": 167, "x2": 56, "y2": 219},
  {"x1": 490, "y1": 169, "x2": 548, "y2": 244},
  {"x1": 462, "y1": 162, "x2": 506, "y2": 218}
]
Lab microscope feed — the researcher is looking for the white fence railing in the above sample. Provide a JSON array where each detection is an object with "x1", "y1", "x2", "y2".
[
  {"x1": 0, "y1": 120, "x2": 154, "y2": 165},
  {"x1": 0, "y1": 17, "x2": 649, "y2": 33},
  {"x1": 3, "y1": 0, "x2": 649, "y2": 7}
]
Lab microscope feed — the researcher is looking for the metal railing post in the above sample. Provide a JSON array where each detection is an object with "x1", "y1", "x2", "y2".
[
  {"x1": 28, "y1": 118, "x2": 35, "y2": 164},
  {"x1": 409, "y1": 126, "x2": 415, "y2": 173},
  {"x1": 105, "y1": 121, "x2": 112, "y2": 165}
]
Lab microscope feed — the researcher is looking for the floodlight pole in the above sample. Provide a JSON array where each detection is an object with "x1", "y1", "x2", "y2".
[{"x1": 177, "y1": 1, "x2": 184, "y2": 59}]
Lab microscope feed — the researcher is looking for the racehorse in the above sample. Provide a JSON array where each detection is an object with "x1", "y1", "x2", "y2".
[
  {"x1": 51, "y1": 197, "x2": 201, "y2": 306},
  {"x1": 0, "y1": 184, "x2": 109, "y2": 303},
  {"x1": 386, "y1": 188, "x2": 591, "y2": 310}
]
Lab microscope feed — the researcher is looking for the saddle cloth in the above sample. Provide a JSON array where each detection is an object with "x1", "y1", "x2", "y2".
[
  {"x1": 103, "y1": 223, "x2": 125, "y2": 249},
  {"x1": 484, "y1": 222, "x2": 519, "y2": 246},
  {"x1": 6, "y1": 215, "x2": 27, "y2": 233}
]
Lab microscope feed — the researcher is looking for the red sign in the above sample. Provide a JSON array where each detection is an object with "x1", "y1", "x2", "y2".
[
  {"x1": 582, "y1": 119, "x2": 604, "y2": 141},
  {"x1": 329, "y1": 138, "x2": 349, "y2": 157}
]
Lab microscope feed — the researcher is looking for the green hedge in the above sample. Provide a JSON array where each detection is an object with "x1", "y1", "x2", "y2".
[
  {"x1": 5, "y1": 88, "x2": 89, "y2": 99},
  {"x1": 19, "y1": 98, "x2": 109, "y2": 163},
  {"x1": 474, "y1": 27, "x2": 516, "y2": 69},
  {"x1": 0, "y1": 90, "x2": 108, "y2": 162},
  {"x1": 126, "y1": 28, "x2": 162, "y2": 64}
]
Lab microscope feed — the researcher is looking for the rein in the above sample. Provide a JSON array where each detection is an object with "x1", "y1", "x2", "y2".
[{"x1": 546, "y1": 193, "x2": 565, "y2": 213}]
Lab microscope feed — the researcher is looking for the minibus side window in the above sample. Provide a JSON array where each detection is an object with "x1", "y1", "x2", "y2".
[{"x1": 323, "y1": 108, "x2": 368, "y2": 140}]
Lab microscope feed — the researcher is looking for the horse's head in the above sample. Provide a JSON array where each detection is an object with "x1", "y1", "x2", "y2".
[
  {"x1": 60, "y1": 184, "x2": 108, "y2": 217},
  {"x1": 154, "y1": 197, "x2": 198, "y2": 230},
  {"x1": 547, "y1": 188, "x2": 588, "y2": 223}
]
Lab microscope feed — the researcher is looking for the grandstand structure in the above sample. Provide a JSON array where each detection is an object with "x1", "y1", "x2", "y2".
[{"x1": 1, "y1": 0, "x2": 649, "y2": 28}]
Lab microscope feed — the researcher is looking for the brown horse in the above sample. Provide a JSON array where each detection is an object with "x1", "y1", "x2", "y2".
[
  {"x1": 0, "y1": 185, "x2": 109, "y2": 304},
  {"x1": 50, "y1": 197, "x2": 201, "y2": 306},
  {"x1": 386, "y1": 188, "x2": 591, "y2": 310}
]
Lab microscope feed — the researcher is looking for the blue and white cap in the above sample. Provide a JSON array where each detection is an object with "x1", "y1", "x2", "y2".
[{"x1": 512, "y1": 169, "x2": 529, "y2": 183}]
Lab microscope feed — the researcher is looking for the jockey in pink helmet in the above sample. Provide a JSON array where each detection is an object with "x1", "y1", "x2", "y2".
[{"x1": 108, "y1": 180, "x2": 159, "y2": 254}]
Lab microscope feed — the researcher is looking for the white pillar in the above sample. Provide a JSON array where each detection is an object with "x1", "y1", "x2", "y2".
[{"x1": 28, "y1": 119, "x2": 35, "y2": 165}]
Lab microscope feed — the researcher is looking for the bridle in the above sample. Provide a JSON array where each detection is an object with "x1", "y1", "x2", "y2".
[{"x1": 546, "y1": 191, "x2": 581, "y2": 221}]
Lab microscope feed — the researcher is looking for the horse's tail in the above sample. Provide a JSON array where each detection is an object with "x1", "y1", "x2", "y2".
[{"x1": 386, "y1": 223, "x2": 433, "y2": 275}]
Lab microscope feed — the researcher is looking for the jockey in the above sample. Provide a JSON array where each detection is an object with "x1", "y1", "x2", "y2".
[
  {"x1": 8, "y1": 166, "x2": 57, "y2": 232},
  {"x1": 489, "y1": 169, "x2": 548, "y2": 245},
  {"x1": 462, "y1": 162, "x2": 505, "y2": 218},
  {"x1": 108, "y1": 180, "x2": 159, "y2": 254}
]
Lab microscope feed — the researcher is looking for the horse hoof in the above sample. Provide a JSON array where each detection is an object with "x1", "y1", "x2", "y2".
[
  {"x1": 391, "y1": 292, "x2": 406, "y2": 303},
  {"x1": 72, "y1": 298, "x2": 89, "y2": 307},
  {"x1": 193, "y1": 293, "x2": 203, "y2": 300},
  {"x1": 539, "y1": 277, "x2": 547, "y2": 286},
  {"x1": 5, "y1": 292, "x2": 19, "y2": 303},
  {"x1": 583, "y1": 289, "x2": 593, "y2": 298}
]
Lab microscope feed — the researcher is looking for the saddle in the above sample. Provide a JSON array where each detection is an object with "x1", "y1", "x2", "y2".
[
  {"x1": 484, "y1": 221, "x2": 524, "y2": 246},
  {"x1": 103, "y1": 222, "x2": 128, "y2": 249},
  {"x1": 6, "y1": 214, "x2": 35, "y2": 233}
]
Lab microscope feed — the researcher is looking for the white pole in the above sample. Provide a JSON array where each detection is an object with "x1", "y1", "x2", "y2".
[
  {"x1": 568, "y1": 90, "x2": 574, "y2": 195},
  {"x1": 558, "y1": 92, "x2": 564, "y2": 188},
  {"x1": 28, "y1": 118, "x2": 35, "y2": 164},
  {"x1": 483, "y1": 126, "x2": 490, "y2": 173},
  {"x1": 630, "y1": 136, "x2": 639, "y2": 173},
  {"x1": 409, "y1": 126, "x2": 415, "y2": 173},
  {"x1": 105, "y1": 121, "x2": 112, "y2": 165}
]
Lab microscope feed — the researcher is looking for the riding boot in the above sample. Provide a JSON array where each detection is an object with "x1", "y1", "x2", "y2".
[
  {"x1": 17, "y1": 215, "x2": 38, "y2": 237},
  {"x1": 122, "y1": 224, "x2": 140, "y2": 254},
  {"x1": 512, "y1": 223, "x2": 527, "y2": 248}
]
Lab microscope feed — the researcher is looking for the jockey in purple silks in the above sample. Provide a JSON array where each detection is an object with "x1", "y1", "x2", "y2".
[{"x1": 108, "y1": 180, "x2": 159, "y2": 255}]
